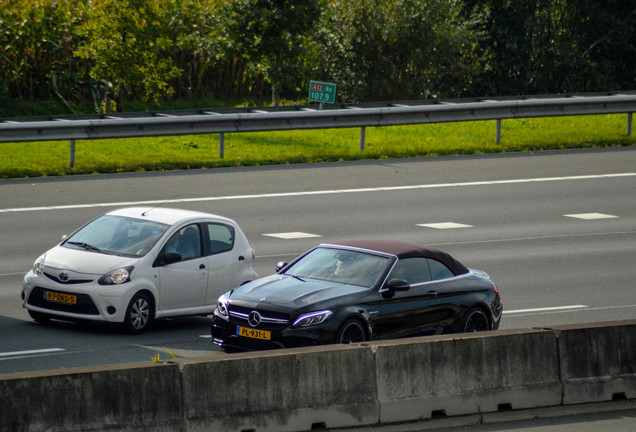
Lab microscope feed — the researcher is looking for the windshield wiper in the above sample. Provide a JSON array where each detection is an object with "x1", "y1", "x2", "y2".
[
  {"x1": 287, "y1": 274, "x2": 306, "y2": 282},
  {"x1": 66, "y1": 241, "x2": 106, "y2": 254}
]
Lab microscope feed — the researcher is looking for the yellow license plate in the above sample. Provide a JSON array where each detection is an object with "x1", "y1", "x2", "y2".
[
  {"x1": 45, "y1": 291, "x2": 77, "y2": 305},
  {"x1": 237, "y1": 326, "x2": 271, "y2": 340}
]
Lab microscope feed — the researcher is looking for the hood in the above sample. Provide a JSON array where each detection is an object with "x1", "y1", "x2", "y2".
[
  {"x1": 231, "y1": 274, "x2": 369, "y2": 309},
  {"x1": 43, "y1": 245, "x2": 139, "y2": 275}
]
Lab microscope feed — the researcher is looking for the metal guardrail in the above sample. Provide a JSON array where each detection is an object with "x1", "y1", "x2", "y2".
[{"x1": 1, "y1": 92, "x2": 634, "y2": 165}]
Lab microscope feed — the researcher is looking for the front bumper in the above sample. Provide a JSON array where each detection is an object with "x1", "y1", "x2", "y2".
[
  {"x1": 22, "y1": 270, "x2": 136, "y2": 324},
  {"x1": 210, "y1": 315, "x2": 334, "y2": 352}
]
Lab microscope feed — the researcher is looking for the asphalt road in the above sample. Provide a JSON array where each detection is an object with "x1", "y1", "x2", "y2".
[{"x1": 1, "y1": 147, "x2": 635, "y2": 375}]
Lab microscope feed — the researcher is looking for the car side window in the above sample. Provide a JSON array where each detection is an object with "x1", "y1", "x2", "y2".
[
  {"x1": 206, "y1": 223, "x2": 234, "y2": 255},
  {"x1": 388, "y1": 258, "x2": 432, "y2": 284},
  {"x1": 427, "y1": 259, "x2": 454, "y2": 280},
  {"x1": 165, "y1": 224, "x2": 202, "y2": 260}
]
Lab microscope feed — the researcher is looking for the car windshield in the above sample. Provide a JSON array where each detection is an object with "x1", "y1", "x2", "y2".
[
  {"x1": 285, "y1": 247, "x2": 391, "y2": 287},
  {"x1": 63, "y1": 215, "x2": 170, "y2": 257}
]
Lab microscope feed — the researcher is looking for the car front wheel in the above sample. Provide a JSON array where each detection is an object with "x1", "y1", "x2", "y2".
[
  {"x1": 336, "y1": 318, "x2": 367, "y2": 344},
  {"x1": 460, "y1": 307, "x2": 490, "y2": 332},
  {"x1": 123, "y1": 292, "x2": 153, "y2": 334}
]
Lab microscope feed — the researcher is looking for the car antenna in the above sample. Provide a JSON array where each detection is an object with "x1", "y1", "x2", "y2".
[{"x1": 141, "y1": 199, "x2": 174, "y2": 216}]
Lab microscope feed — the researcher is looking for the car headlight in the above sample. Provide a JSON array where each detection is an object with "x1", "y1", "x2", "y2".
[
  {"x1": 293, "y1": 310, "x2": 333, "y2": 327},
  {"x1": 215, "y1": 294, "x2": 230, "y2": 320},
  {"x1": 98, "y1": 267, "x2": 133, "y2": 285},
  {"x1": 33, "y1": 254, "x2": 46, "y2": 275}
]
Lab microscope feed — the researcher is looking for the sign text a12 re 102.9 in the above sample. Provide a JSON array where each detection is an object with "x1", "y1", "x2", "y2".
[{"x1": 308, "y1": 81, "x2": 337, "y2": 104}]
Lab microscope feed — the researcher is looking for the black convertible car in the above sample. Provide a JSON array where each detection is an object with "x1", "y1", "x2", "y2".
[{"x1": 211, "y1": 239, "x2": 502, "y2": 351}]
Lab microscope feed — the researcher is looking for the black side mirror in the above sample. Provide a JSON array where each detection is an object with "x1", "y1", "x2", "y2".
[
  {"x1": 275, "y1": 261, "x2": 288, "y2": 273},
  {"x1": 381, "y1": 279, "x2": 410, "y2": 299},
  {"x1": 386, "y1": 279, "x2": 410, "y2": 292}
]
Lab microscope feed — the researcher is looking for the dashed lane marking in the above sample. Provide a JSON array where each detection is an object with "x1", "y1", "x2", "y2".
[
  {"x1": 263, "y1": 232, "x2": 322, "y2": 239},
  {"x1": 564, "y1": 213, "x2": 619, "y2": 220}
]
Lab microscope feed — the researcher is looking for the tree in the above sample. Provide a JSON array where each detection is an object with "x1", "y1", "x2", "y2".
[
  {"x1": 0, "y1": 0, "x2": 84, "y2": 105},
  {"x1": 74, "y1": 0, "x2": 182, "y2": 110},
  {"x1": 316, "y1": 0, "x2": 481, "y2": 102},
  {"x1": 222, "y1": 0, "x2": 321, "y2": 105}
]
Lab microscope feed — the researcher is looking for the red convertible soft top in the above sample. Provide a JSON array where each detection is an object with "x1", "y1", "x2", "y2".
[{"x1": 325, "y1": 239, "x2": 469, "y2": 276}]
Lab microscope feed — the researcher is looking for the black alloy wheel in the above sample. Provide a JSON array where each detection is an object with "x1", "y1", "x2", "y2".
[
  {"x1": 460, "y1": 307, "x2": 490, "y2": 332},
  {"x1": 123, "y1": 292, "x2": 153, "y2": 334},
  {"x1": 336, "y1": 319, "x2": 367, "y2": 344}
]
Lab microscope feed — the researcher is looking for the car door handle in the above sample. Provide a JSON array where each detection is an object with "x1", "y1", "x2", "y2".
[
  {"x1": 238, "y1": 255, "x2": 245, "y2": 261},
  {"x1": 426, "y1": 290, "x2": 439, "y2": 297},
  {"x1": 199, "y1": 264, "x2": 206, "y2": 270}
]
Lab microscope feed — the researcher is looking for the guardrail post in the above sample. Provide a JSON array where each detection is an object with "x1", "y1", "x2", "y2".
[
  {"x1": 496, "y1": 119, "x2": 502, "y2": 144},
  {"x1": 69, "y1": 139, "x2": 76, "y2": 168},
  {"x1": 360, "y1": 127, "x2": 366, "y2": 150},
  {"x1": 219, "y1": 133, "x2": 225, "y2": 159},
  {"x1": 628, "y1": 113, "x2": 633, "y2": 136}
]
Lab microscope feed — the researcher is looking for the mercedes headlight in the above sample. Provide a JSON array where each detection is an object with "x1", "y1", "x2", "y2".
[
  {"x1": 215, "y1": 293, "x2": 230, "y2": 320},
  {"x1": 293, "y1": 310, "x2": 333, "y2": 327}
]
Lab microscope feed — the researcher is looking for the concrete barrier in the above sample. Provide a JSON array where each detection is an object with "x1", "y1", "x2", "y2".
[
  {"x1": 0, "y1": 362, "x2": 182, "y2": 432},
  {"x1": 179, "y1": 345, "x2": 378, "y2": 432},
  {"x1": 1, "y1": 320, "x2": 634, "y2": 432},
  {"x1": 549, "y1": 320, "x2": 636, "y2": 405},
  {"x1": 372, "y1": 329, "x2": 562, "y2": 423}
]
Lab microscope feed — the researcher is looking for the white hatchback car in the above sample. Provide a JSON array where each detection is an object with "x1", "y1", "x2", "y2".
[{"x1": 22, "y1": 207, "x2": 257, "y2": 333}]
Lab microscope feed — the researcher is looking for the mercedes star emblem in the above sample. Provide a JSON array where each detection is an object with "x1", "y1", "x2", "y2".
[{"x1": 248, "y1": 311, "x2": 262, "y2": 327}]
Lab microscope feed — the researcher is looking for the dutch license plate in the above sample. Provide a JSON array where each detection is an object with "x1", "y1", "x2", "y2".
[
  {"x1": 45, "y1": 291, "x2": 77, "y2": 305},
  {"x1": 237, "y1": 326, "x2": 271, "y2": 340}
]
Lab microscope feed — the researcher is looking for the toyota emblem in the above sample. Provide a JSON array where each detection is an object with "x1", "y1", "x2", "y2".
[
  {"x1": 248, "y1": 311, "x2": 262, "y2": 327},
  {"x1": 59, "y1": 272, "x2": 69, "y2": 282}
]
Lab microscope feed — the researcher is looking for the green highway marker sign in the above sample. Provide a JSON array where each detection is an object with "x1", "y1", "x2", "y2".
[{"x1": 309, "y1": 80, "x2": 336, "y2": 104}]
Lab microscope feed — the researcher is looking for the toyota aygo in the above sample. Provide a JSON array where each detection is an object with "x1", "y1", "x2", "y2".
[{"x1": 22, "y1": 207, "x2": 257, "y2": 333}]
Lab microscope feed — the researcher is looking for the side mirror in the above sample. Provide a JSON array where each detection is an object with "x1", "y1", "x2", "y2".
[
  {"x1": 164, "y1": 252, "x2": 182, "y2": 265},
  {"x1": 381, "y1": 279, "x2": 410, "y2": 299},
  {"x1": 386, "y1": 279, "x2": 410, "y2": 292},
  {"x1": 275, "y1": 261, "x2": 288, "y2": 273}
]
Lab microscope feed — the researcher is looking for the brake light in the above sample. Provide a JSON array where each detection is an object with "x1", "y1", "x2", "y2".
[{"x1": 493, "y1": 285, "x2": 499, "y2": 295}]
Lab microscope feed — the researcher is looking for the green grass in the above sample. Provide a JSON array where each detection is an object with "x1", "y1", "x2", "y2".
[{"x1": 0, "y1": 114, "x2": 633, "y2": 178}]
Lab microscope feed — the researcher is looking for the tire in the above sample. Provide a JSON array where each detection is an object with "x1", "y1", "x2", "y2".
[
  {"x1": 460, "y1": 307, "x2": 490, "y2": 332},
  {"x1": 123, "y1": 292, "x2": 153, "y2": 334},
  {"x1": 28, "y1": 310, "x2": 52, "y2": 324},
  {"x1": 336, "y1": 318, "x2": 367, "y2": 344}
]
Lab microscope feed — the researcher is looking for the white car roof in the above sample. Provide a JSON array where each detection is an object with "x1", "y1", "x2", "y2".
[{"x1": 106, "y1": 207, "x2": 233, "y2": 226}]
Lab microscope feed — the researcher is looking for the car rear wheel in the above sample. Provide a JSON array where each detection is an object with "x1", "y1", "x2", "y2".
[
  {"x1": 460, "y1": 307, "x2": 490, "y2": 332},
  {"x1": 336, "y1": 318, "x2": 367, "y2": 344},
  {"x1": 28, "y1": 310, "x2": 52, "y2": 324},
  {"x1": 123, "y1": 292, "x2": 153, "y2": 334}
]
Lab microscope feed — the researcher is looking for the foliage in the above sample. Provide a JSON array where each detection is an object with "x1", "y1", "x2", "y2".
[
  {"x1": 74, "y1": 0, "x2": 183, "y2": 109},
  {"x1": 461, "y1": 0, "x2": 636, "y2": 95},
  {"x1": 221, "y1": 0, "x2": 321, "y2": 105},
  {"x1": 317, "y1": 0, "x2": 481, "y2": 102},
  {"x1": 0, "y1": 0, "x2": 87, "y2": 106},
  {"x1": 0, "y1": 0, "x2": 634, "y2": 114}
]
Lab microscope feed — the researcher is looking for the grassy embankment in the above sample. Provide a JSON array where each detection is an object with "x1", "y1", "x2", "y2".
[{"x1": 0, "y1": 113, "x2": 634, "y2": 179}]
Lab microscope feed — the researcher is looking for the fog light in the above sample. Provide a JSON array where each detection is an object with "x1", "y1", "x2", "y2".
[{"x1": 107, "y1": 306, "x2": 116, "y2": 315}]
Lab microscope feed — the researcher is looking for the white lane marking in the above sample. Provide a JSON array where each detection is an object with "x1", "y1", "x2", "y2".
[
  {"x1": 0, "y1": 348, "x2": 66, "y2": 358},
  {"x1": 1, "y1": 173, "x2": 635, "y2": 214},
  {"x1": 564, "y1": 213, "x2": 619, "y2": 220},
  {"x1": 504, "y1": 305, "x2": 588, "y2": 315},
  {"x1": 263, "y1": 232, "x2": 322, "y2": 239},
  {"x1": 417, "y1": 222, "x2": 473, "y2": 229}
]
